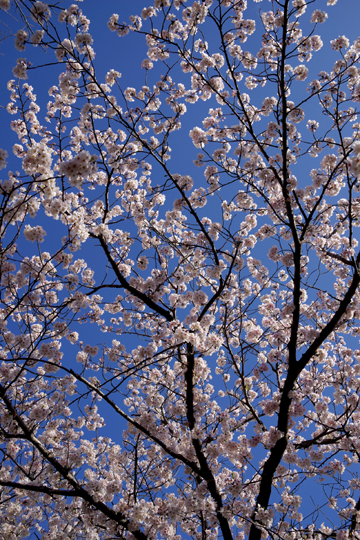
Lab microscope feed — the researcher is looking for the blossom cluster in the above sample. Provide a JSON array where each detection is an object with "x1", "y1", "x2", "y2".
[{"x1": 59, "y1": 150, "x2": 97, "y2": 186}]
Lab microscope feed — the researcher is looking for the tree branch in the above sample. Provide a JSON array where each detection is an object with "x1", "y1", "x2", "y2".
[{"x1": 97, "y1": 234, "x2": 173, "y2": 322}]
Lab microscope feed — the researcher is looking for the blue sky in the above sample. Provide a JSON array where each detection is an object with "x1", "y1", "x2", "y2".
[
  {"x1": 1, "y1": 1, "x2": 360, "y2": 537},
  {"x1": 1, "y1": 0, "x2": 360, "y2": 173},
  {"x1": 1, "y1": 0, "x2": 359, "y2": 467},
  {"x1": 1, "y1": 0, "x2": 359, "y2": 444}
]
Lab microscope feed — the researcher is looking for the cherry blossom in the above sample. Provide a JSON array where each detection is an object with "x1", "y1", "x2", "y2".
[{"x1": 0, "y1": 1, "x2": 360, "y2": 539}]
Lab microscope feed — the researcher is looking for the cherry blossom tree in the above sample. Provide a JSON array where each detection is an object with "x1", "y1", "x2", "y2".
[{"x1": 1, "y1": 0, "x2": 360, "y2": 538}]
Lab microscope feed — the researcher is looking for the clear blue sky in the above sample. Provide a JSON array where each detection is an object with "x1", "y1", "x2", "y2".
[{"x1": 1, "y1": 1, "x2": 360, "y2": 536}]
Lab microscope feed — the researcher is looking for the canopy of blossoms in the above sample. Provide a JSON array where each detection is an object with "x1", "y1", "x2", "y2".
[{"x1": 1, "y1": 0, "x2": 360, "y2": 539}]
